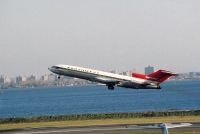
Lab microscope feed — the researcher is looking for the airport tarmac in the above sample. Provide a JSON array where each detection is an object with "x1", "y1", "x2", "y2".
[{"x1": 2, "y1": 123, "x2": 200, "y2": 134}]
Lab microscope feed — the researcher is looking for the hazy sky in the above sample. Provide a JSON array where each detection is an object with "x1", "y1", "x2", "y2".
[{"x1": 0, "y1": 0, "x2": 200, "y2": 76}]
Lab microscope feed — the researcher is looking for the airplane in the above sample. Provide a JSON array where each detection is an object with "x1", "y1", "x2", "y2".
[
  {"x1": 48, "y1": 64, "x2": 177, "y2": 90},
  {"x1": 127, "y1": 123, "x2": 192, "y2": 134}
]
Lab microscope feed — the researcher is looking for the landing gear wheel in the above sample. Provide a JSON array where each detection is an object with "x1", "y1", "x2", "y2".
[
  {"x1": 107, "y1": 85, "x2": 115, "y2": 90},
  {"x1": 58, "y1": 75, "x2": 61, "y2": 79}
]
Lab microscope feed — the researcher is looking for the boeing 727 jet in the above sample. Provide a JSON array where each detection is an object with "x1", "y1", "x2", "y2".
[{"x1": 48, "y1": 64, "x2": 177, "y2": 90}]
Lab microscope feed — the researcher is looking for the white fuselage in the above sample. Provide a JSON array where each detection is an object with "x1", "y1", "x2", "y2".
[{"x1": 49, "y1": 64, "x2": 160, "y2": 89}]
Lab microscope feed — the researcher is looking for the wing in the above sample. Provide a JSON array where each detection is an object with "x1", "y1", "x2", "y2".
[
  {"x1": 127, "y1": 124, "x2": 161, "y2": 129},
  {"x1": 127, "y1": 123, "x2": 192, "y2": 129},
  {"x1": 95, "y1": 76, "x2": 121, "y2": 85},
  {"x1": 165, "y1": 123, "x2": 192, "y2": 128}
]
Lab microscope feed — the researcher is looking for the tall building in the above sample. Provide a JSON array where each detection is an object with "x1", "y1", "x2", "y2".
[
  {"x1": 145, "y1": 65, "x2": 154, "y2": 75},
  {"x1": 41, "y1": 74, "x2": 49, "y2": 81},
  {"x1": 16, "y1": 76, "x2": 27, "y2": 84},
  {"x1": 4, "y1": 76, "x2": 12, "y2": 84},
  {"x1": 0, "y1": 75, "x2": 4, "y2": 84},
  {"x1": 28, "y1": 75, "x2": 36, "y2": 81}
]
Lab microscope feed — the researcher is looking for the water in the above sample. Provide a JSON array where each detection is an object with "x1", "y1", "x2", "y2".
[{"x1": 0, "y1": 81, "x2": 200, "y2": 118}]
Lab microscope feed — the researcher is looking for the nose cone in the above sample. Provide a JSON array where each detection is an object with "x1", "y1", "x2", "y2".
[{"x1": 48, "y1": 66, "x2": 53, "y2": 72}]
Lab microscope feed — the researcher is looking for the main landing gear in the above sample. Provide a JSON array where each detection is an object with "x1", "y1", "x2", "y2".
[{"x1": 107, "y1": 84, "x2": 115, "y2": 90}]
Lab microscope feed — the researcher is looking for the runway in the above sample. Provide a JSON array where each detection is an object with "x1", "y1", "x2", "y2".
[{"x1": 2, "y1": 123, "x2": 200, "y2": 134}]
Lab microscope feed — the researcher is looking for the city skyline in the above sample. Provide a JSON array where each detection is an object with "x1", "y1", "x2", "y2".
[
  {"x1": 1, "y1": 0, "x2": 200, "y2": 76},
  {"x1": 1, "y1": 65, "x2": 200, "y2": 80},
  {"x1": 1, "y1": 68, "x2": 200, "y2": 89}
]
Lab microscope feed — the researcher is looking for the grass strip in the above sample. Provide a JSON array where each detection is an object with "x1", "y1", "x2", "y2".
[{"x1": 0, "y1": 116, "x2": 200, "y2": 130}]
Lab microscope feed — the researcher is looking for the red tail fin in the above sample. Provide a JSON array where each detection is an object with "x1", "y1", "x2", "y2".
[
  {"x1": 147, "y1": 70, "x2": 177, "y2": 83},
  {"x1": 132, "y1": 70, "x2": 177, "y2": 83}
]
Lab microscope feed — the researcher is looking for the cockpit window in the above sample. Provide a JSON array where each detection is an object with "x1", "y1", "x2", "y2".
[{"x1": 52, "y1": 66, "x2": 62, "y2": 69}]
